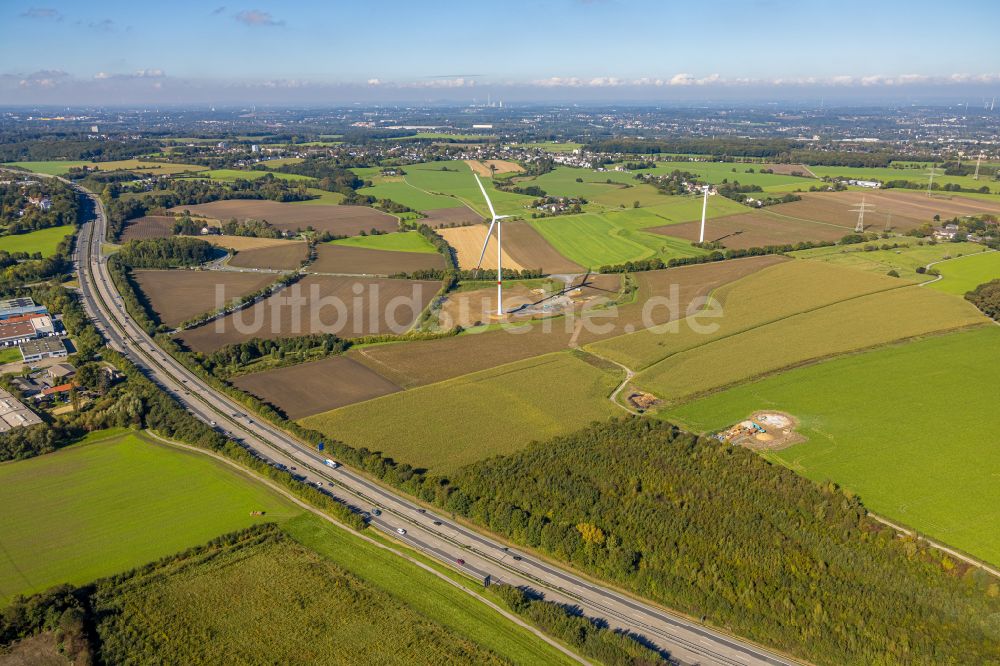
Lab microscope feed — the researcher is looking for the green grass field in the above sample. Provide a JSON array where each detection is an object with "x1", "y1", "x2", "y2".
[
  {"x1": 0, "y1": 224, "x2": 73, "y2": 257},
  {"x1": 0, "y1": 347, "x2": 21, "y2": 364},
  {"x1": 90, "y1": 522, "x2": 564, "y2": 665},
  {"x1": 285, "y1": 515, "x2": 575, "y2": 665},
  {"x1": 928, "y1": 250, "x2": 1000, "y2": 294},
  {"x1": 633, "y1": 283, "x2": 985, "y2": 404},
  {"x1": 401, "y1": 161, "x2": 535, "y2": 217},
  {"x1": 330, "y1": 230, "x2": 438, "y2": 253},
  {"x1": 200, "y1": 168, "x2": 313, "y2": 182},
  {"x1": 291, "y1": 187, "x2": 345, "y2": 205},
  {"x1": 808, "y1": 165, "x2": 998, "y2": 193},
  {"x1": 301, "y1": 351, "x2": 623, "y2": 473},
  {"x1": 626, "y1": 161, "x2": 817, "y2": 192},
  {"x1": 518, "y1": 141, "x2": 584, "y2": 153},
  {"x1": 792, "y1": 239, "x2": 986, "y2": 282},
  {"x1": 358, "y1": 179, "x2": 465, "y2": 210},
  {"x1": 5, "y1": 159, "x2": 206, "y2": 176},
  {"x1": 528, "y1": 206, "x2": 714, "y2": 268},
  {"x1": 666, "y1": 326, "x2": 1000, "y2": 566},
  {"x1": 0, "y1": 430, "x2": 302, "y2": 603}
]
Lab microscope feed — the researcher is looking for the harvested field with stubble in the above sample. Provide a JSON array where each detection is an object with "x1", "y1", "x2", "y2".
[
  {"x1": 309, "y1": 244, "x2": 444, "y2": 275},
  {"x1": 300, "y1": 351, "x2": 623, "y2": 473},
  {"x1": 169, "y1": 200, "x2": 399, "y2": 235},
  {"x1": 419, "y1": 206, "x2": 484, "y2": 227},
  {"x1": 465, "y1": 159, "x2": 523, "y2": 176},
  {"x1": 652, "y1": 210, "x2": 850, "y2": 249},
  {"x1": 119, "y1": 215, "x2": 177, "y2": 241},
  {"x1": 349, "y1": 255, "x2": 786, "y2": 389},
  {"x1": 233, "y1": 355, "x2": 400, "y2": 419},
  {"x1": 133, "y1": 269, "x2": 275, "y2": 327},
  {"x1": 503, "y1": 221, "x2": 584, "y2": 274},
  {"x1": 178, "y1": 275, "x2": 440, "y2": 352},
  {"x1": 439, "y1": 224, "x2": 525, "y2": 270}
]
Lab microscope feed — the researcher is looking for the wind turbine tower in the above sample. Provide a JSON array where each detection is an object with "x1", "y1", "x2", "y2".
[
  {"x1": 698, "y1": 185, "x2": 710, "y2": 243},
  {"x1": 973, "y1": 153, "x2": 984, "y2": 180},
  {"x1": 473, "y1": 175, "x2": 512, "y2": 316},
  {"x1": 851, "y1": 196, "x2": 873, "y2": 233},
  {"x1": 925, "y1": 164, "x2": 941, "y2": 197}
]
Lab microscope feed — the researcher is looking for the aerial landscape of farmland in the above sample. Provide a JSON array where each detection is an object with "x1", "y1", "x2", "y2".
[{"x1": 2, "y1": 3, "x2": 1000, "y2": 663}]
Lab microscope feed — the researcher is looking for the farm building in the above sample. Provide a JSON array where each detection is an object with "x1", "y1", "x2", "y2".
[
  {"x1": 0, "y1": 388, "x2": 42, "y2": 432},
  {"x1": 18, "y1": 337, "x2": 68, "y2": 362}
]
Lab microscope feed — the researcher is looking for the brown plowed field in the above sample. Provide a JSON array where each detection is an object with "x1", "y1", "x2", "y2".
[
  {"x1": 419, "y1": 207, "x2": 483, "y2": 227},
  {"x1": 309, "y1": 244, "x2": 444, "y2": 275},
  {"x1": 232, "y1": 355, "x2": 400, "y2": 419},
  {"x1": 438, "y1": 224, "x2": 525, "y2": 271},
  {"x1": 349, "y1": 255, "x2": 786, "y2": 389},
  {"x1": 503, "y1": 221, "x2": 584, "y2": 274},
  {"x1": 119, "y1": 216, "x2": 176, "y2": 241},
  {"x1": 132, "y1": 269, "x2": 275, "y2": 327},
  {"x1": 764, "y1": 164, "x2": 816, "y2": 177},
  {"x1": 652, "y1": 211, "x2": 849, "y2": 249},
  {"x1": 177, "y1": 275, "x2": 440, "y2": 353},
  {"x1": 227, "y1": 243, "x2": 309, "y2": 271},
  {"x1": 204, "y1": 235, "x2": 298, "y2": 252},
  {"x1": 767, "y1": 190, "x2": 1000, "y2": 232},
  {"x1": 168, "y1": 200, "x2": 398, "y2": 235}
]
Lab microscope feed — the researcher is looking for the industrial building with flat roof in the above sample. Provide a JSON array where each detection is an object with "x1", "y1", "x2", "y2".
[
  {"x1": 0, "y1": 297, "x2": 48, "y2": 321},
  {"x1": 19, "y1": 337, "x2": 68, "y2": 363},
  {"x1": 0, "y1": 388, "x2": 42, "y2": 432}
]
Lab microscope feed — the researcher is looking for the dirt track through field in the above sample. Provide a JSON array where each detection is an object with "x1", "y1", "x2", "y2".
[
  {"x1": 439, "y1": 224, "x2": 525, "y2": 271},
  {"x1": 349, "y1": 255, "x2": 787, "y2": 390},
  {"x1": 232, "y1": 355, "x2": 401, "y2": 419},
  {"x1": 133, "y1": 269, "x2": 275, "y2": 327}
]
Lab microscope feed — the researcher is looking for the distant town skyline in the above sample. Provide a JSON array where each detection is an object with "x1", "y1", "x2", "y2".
[{"x1": 2, "y1": 0, "x2": 999, "y2": 105}]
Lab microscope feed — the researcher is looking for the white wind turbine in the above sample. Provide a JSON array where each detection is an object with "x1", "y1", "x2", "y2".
[{"x1": 474, "y1": 174, "x2": 513, "y2": 316}]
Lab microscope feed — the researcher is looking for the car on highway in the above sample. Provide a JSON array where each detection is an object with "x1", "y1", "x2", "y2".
[
  {"x1": 396, "y1": 528, "x2": 406, "y2": 535},
  {"x1": 432, "y1": 520, "x2": 441, "y2": 526},
  {"x1": 371, "y1": 508, "x2": 382, "y2": 516},
  {"x1": 456, "y1": 558, "x2": 465, "y2": 566}
]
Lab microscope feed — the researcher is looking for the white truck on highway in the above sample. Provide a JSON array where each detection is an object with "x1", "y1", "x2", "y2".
[{"x1": 324, "y1": 459, "x2": 340, "y2": 469}]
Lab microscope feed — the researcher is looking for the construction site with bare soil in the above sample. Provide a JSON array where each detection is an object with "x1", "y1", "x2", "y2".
[{"x1": 714, "y1": 411, "x2": 806, "y2": 450}]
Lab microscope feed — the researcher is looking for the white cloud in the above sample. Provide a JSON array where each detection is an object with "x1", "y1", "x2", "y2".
[{"x1": 234, "y1": 9, "x2": 284, "y2": 26}]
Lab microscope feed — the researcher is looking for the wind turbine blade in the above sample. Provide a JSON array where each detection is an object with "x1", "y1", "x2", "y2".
[
  {"x1": 474, "y1": 174, "x2": 498, "y2": 220},
  {"x1": 475, "y1": 218, "x2": 497, "y2": 269}
]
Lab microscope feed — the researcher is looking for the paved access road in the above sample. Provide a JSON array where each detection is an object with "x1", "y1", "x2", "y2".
[{"x1": 73, "y1": 185, "x2": 800, "y2": 666}]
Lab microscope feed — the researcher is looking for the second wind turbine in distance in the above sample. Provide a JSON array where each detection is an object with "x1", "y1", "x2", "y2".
[{"x1": 474, "y1": 174, "x2": 513, "y2": 317}]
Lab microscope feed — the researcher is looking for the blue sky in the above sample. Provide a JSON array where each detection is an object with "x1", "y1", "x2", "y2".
[{"x1": 2, "y1": 0, "x2": 999, "y2": 104}]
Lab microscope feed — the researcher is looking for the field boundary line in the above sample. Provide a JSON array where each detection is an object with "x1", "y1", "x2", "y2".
[
  {"x1": 143, "y1": 431, "x2": 592, "y2": 666},
  {"x1": 401, "y1": 174, "x2": 486, "y2": 219},
  {"x1": 865, "y1": 513, "x2": 1000, "y2": 580}
]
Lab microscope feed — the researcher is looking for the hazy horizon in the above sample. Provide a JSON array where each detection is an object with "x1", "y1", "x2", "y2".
[{"x1": 2, "y1": 0, "x2": 999, "y2": 105}]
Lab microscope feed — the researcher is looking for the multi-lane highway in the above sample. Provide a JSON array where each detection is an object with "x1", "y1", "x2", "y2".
[{"x1": 73, "y1": 185, "x2": 799, "y2": 666}]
